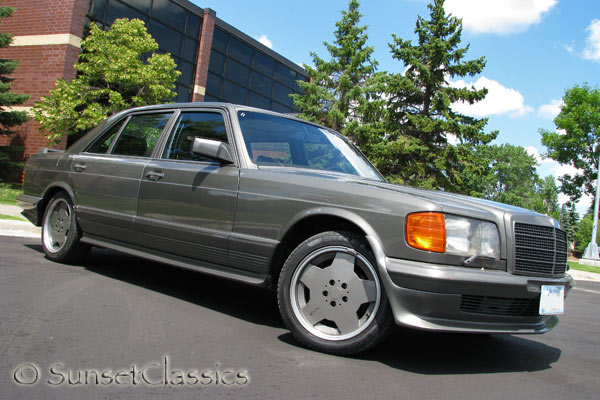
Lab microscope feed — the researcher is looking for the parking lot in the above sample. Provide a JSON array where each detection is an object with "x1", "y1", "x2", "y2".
[{"x1": 1, "y1": 235, "x2": 599, "y2": 400}]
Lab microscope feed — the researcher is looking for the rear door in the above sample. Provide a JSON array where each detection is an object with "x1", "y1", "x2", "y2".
[
  {"x1": 71, "y1": 111, "x2": 175, "y2": 243},
  {"x1": 135, "y1": 109, "x2": 239, "y2": 266}
]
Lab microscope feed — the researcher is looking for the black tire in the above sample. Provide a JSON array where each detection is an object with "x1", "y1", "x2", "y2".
[
  {"x1": 277, "y1": 231, "x2": 393, "y2": 355},
  {"x1": 41, "y1": 192, "x2": 90, "y2": 264}
]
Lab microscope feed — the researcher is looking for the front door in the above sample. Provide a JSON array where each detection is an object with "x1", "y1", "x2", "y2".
[{"x1": 135, "y1": 110, "x2": 239, "y2": 266}]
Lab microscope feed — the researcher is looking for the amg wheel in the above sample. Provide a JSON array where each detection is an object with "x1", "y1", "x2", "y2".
[
  {"x1": 42, "y1": 192, "x2": 90, "y2": 263},
  {"x1": 278, "y1": 231, "x2": 393, "y2": 355}
]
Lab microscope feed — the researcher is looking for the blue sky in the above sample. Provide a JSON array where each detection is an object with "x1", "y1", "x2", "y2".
[{"x1": 193, "y1": 0, "x2": 600, "y2": 213}]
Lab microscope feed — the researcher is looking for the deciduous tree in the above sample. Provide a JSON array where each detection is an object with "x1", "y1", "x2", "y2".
[
  {"x1": 541, "y1": 84, "x2": 600, "y2": 203},
  {"x1": 33, "y1": 19, "x2": 180, "y2": 143}
]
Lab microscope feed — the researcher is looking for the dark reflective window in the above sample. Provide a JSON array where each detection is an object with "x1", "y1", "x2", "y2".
[
  {"x1": 86, "y1": 119, "x2": 125, "y2": 153},
  {"x1": 228, "y1": 36, "x2": 253, "y2": 65},
  {"x1": 164, "y1": 112, "x2": 228, "y2": 162},
  {"x1": 276, "y1": 63, "x2": 296, "y2": 88},
  {"x1": 205, "y1": 22, "x2": 307, "y2": 110},
  {"x1": 176, "y1": 86, "x2": 191, "y2": 102},
  {"x1": 206, "y1": 73, "x2": 223, "y2": 97},
  {"x1": 89, "y1": 0, "x2": 107, "y2": 21},
  {"x1": 249, "y1": 92, "x2": 271, "y2": 110},
  {"x1": 212, "y1": 28, "x2": 228, "y2": 53},
  {"x1": 253, "y1": 52, "x2": 276, "y2": 77},
  {"x1": 250, "y1": 72, "x2": 273, "y2": 97},
  {"x1": 127, "y1": 0, "x2": 151, "y2": 14},
  {"x1": 186, "y1": 13, "x2": 200, "y2": 37},
  {"x1": 149, "y1": 21, "x2": 183, "y2": 56},
  {"x1": 183, "y1": 37, "x2": 197, "y2": 62},
  {"x1": 225, "y1": 59, "x2": 251, "y2": 87},
  {"x1": 274, "y1": 82, "x2": 293, "y2": 107},
  {"x1": 112, "y1": 113, "x2": 172, "y2": 157},
  {"x1": 222, "y1": 81, "x2": 248, "y2": 104},
  {"x1": 181, "y1": 61, "x2": 195, "y2": 85},
  {"x1": 151, "y1": 0, "x2": 186, "y2": 30},
  {"x1": 271, "y1": 102, "x2": 291, "y2": 113},
  {"x1": 204, "y1": 94, "x2": 220, "y2": 102},
  {"x1": 105, "y1": 0, "x2": 147, "y2": 25},
  {"x1": 208, "y1": 50, "x2": 225, "y2": 74}
]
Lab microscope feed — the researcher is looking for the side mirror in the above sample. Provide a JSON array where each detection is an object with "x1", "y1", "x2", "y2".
[{"x1": 191, "y1": 138, "x2": 234, "y2": 164}]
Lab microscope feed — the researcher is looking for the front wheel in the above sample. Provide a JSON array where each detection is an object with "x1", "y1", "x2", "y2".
[
  {"x1": 278, "y1": 231, "x2": 393, "y2": 355},
  {"x1": 42, "y1": 192, "x2": 90, "y2": 263}
]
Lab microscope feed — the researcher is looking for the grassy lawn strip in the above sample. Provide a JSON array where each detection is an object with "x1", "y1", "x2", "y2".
[
  {"x1": 0, "y1": 183, "x2": 21, "y2": 206},
  {"x1": 0, "y1": 213, "x2": 25, "y2": 221},
  {"x1": 569, "y1": 261, "x2": 600, "y2": 274}
]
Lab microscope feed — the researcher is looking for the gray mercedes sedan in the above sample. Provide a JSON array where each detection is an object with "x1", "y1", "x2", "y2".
[{"x1": 18, "y1": 103, "x2": 573, "y2": 355}]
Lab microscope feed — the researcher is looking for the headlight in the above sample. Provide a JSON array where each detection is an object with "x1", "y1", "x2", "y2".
[
  {"x1": 406, "y1": 213, "x2": 500, "y2": 259},
  {"x1": 445, "y1": 215, "x2": 500, "y2": 259}
]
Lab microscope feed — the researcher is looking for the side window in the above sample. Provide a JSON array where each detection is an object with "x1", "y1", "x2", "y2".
[
  {"x1": 163, "y1": 112, "x2": 228, "y2": 162},
  {"x1": 85, "y1": 120, "x2": 125, "y2": 154},
  {"x1": 111, "y1": 113, "x2": 172, "y2": 157},
  {"x1": 248, "y1": 142, "x2": 292, "y2": 165}
]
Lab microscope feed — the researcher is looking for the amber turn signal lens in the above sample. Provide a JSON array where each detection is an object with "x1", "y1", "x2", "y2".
[{"x1": 406, "y1": 212, "x2": 446, "y2": 253}]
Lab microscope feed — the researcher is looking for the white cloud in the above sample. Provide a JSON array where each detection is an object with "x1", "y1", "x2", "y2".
[
  {"x1": 583, "y1": 19, "x2": 600, "y2": 61},
  {"x1": 563, "y1": 42, "x2": 575, "y2": 54},
  {"x1": 449, "y1": 76, "x2": 533, "y2": 117},
  {"x1": 444, "y1": 0, "x2": 557, "y2": 34},
  {"x1": 537, "y1": 99, "x2": 562, "y2": 119},
  {"x1": 526, "y1": 146, "x2": 554, "y2": 165},
  {"x1": 255, "y1": 34, "x2": 273, "y2": 49}
]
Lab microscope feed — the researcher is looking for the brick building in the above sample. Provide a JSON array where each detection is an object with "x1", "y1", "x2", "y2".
[{"x1": 0, "y1": 0, "x2": 307, "y2": 159}]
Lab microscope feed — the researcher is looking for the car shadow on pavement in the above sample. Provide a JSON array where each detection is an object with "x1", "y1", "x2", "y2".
[
  {"x1": 25, "y1": 244, "x2": 285, "y2": 330},
  {"x1": 360, "y1": 329, "x2": 559, "y2": 374},
  {"x1": 278, "y1": 329, "x2": 561, "y2": 374}
]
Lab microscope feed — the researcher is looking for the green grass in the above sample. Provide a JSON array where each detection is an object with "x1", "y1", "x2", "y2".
[
  {"x1": 0, "y1": 213, "x2": 25, "y2": 221},
  {"x1": 0, "y1": 183, "x2": 21, "y2": 205},
  {"x1": 569, "y1": 261, "x2": 600, "y2": 274}
]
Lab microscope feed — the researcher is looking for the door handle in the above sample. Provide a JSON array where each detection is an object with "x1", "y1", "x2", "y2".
[
  {"x1": 73, "y1": 163, "x2": 87, "y2": 172},
  {"x1": 145, "y1": 171, "x2": 164, "y2": 181}
]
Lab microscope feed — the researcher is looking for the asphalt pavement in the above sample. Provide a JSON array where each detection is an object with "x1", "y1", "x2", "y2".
[{"x1": 1, "y1": 235, "x2": 599, "y2": 400}]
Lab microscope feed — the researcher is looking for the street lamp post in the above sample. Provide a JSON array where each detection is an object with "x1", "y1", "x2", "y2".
[{"x1": 583, "y1": 153, "x2": 600, "y2": 260}]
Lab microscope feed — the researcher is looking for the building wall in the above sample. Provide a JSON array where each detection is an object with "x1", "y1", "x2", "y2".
[{"x1": 0, "y1": 0, "x2": 87, "y2": 157}]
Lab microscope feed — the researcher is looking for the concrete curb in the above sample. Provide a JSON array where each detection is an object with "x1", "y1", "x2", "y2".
[
  {"x1": 568, "y1": 269, "x2": 600, "y2": 282},
  {"x1": 0, "y1": 219, "x2": 41, "y2": 238},
  {"x1": 0, "y1": 204, "x2": 23, "y2": 218}
]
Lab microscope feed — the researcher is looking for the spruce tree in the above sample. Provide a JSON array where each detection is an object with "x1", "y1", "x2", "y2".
[
  {"x1": 0, "y1": 5, "x2": 30, "y2": 136},
  {"x1": 291, "y1": 0, "x2": 377, "y2": 141},
  {"x1": 377, "y1": 0, "x2": 497, "y2": 191}
]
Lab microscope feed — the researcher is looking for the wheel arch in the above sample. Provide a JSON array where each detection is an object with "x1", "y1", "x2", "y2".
[
  {"x1": 268, "y1": 207, "x2": 385, "y2": 288},
  {"x1": 36, "y1": 182, "x2": 76, "y2": 226}
]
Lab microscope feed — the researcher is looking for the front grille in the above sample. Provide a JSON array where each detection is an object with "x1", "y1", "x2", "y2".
[
  {"x1": 514, "y1": 222, "x2": 568, "y2": 276},
  {"x1": 460, "y1": 295, "x2": 539, "y2": 316}
]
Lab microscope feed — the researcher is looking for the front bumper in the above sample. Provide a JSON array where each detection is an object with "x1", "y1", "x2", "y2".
[{"x1": 367, "y1": 237, "x2": 573, "y2": 334}]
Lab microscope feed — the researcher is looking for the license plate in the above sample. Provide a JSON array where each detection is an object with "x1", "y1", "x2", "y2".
[{"x1": 539, "y1": 285, "x2": 564, "y2": 315}]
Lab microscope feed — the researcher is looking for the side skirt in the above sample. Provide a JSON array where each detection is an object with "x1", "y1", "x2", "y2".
[{"x1": 80, "y1": 234, "x2": 269, "y2": 287}]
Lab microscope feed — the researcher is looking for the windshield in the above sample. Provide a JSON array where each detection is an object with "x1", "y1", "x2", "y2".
[{"x1": 237, "y1": 111, "x2": 384, "y2": 181}]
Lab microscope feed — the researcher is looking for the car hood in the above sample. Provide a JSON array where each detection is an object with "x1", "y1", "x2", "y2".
[{"x1": 269, "y1": 167, "x2": 550, "y2": 222}]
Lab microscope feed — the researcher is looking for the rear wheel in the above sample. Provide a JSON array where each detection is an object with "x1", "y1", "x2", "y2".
[
  {"x1": 42, "y1": 192, "x2": 90, "y2": 263},
  {"x1": 278, "y1": 231, "x2": 393, "y2": 355}
]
